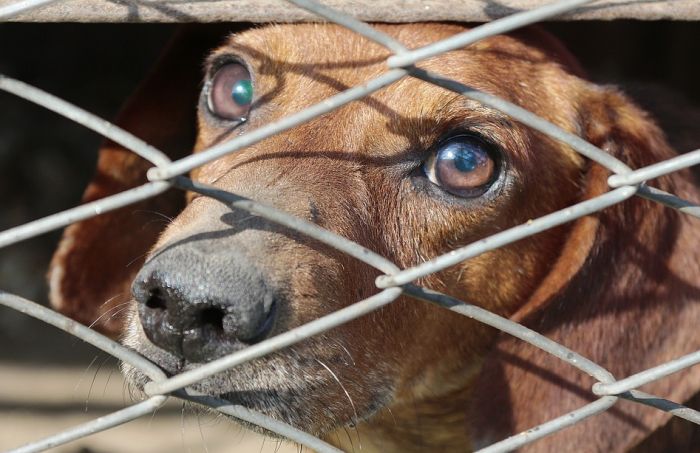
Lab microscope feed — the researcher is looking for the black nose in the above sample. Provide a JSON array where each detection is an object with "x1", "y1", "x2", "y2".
[{"x1": 132, "y1": 243, "x2": 278, "y2": 363}]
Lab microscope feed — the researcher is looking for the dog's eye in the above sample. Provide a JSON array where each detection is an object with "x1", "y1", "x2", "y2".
[
  {"x1": 207, "y1": 63, "x2": 253, "y2": 121},
  {"x1": 423, "y1": 136, "x2": 496, "y2": 197}
]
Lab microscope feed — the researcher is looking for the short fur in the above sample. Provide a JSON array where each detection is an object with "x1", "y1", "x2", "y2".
[{"x1": 49, "y1": 24, "x2": 700, "y2": 451}]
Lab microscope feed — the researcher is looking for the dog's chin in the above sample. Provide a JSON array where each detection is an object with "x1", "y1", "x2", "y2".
[{"x1": 121, "y1": 333, "x2": 394, "y2": 437}]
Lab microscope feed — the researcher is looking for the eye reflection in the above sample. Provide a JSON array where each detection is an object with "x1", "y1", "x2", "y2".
[
  {"x1": 231, "y1": 79, "x2": 253, "y2": 107},
  {"x1": 424, "y1": 136, "x2": 496, "y2": 198}
]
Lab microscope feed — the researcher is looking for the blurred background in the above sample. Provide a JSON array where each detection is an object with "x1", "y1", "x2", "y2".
[{"x1": 0, "y1": 20, "x2": 698, "y2": 452}]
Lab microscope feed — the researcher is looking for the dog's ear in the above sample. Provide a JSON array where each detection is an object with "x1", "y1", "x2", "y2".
[
  {"x1": 469, "y1": 87, "x2": 700, "y2": 451},
  {"x1": 508, "y1": 86, "x2": 674, "y2": 324},
  {"x1": 48, "y1": 26, "x2": 233, "y2": 336}
]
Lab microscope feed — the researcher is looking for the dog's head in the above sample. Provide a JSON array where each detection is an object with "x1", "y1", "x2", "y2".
[{"x1": 49, "y1": 23, "x2": 700, "y2": 450}]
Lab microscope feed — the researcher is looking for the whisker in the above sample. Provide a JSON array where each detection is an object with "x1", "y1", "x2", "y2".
[
  {"x1": 197, "y1": 411, "x2": 210, "y2": 453},
  {"x1": 88, "y1": 302, "x2": 132, "y2": 329},
  {"x1": 126, "y1": 251, "x2": 150, "y2": 268},
  {"x1": 315, "y1": 358, "x2": 362, "y2": 450},
  {"x1": 148, "y1": 397, "x2": 160, "y2": 428},
  {"x1": 98, "y1": 294, "x2": 122, "y2": 309},
  {"x1": 86, "y1": 355, "x2": 110, "y2": 412},
  {"x1": 121, "y1": 378, "x2": 129, "y2": 406},
  {"x1": 181, "y1": 401, "x2": 190, "y2": 453},
  {"x1": 74, "y1": 355, "x2": 100, "y2": 396},
  {"x1": 456, "y1": 265, "x2": 466, "y2": 283},
  {"x1": 140, "y1": 218, "x2": 171, "y2": 231},
  {"x1": 342, "y1": 427, "x2": 356, "y2": 453},
  {"x1": 133, "y1": 209, "x2": 175, "y2": 223},
  {"x1": 334, "y1": 432, "x2": 342, "y2": 449},
  {"x1": 332, "y1": 340, "x2": 355, "y2": 366},
  {"x1": 385, "y1": 406, "x2": 397, "y2": 426},
  {"x1": 102, "y1": 358, "x2": 117, "y2": 397},
  {"x1": 103, "y1": 305, "x2": 132, "y2": 324}
]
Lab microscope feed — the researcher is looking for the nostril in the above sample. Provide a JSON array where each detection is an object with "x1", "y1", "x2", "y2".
[
  {"x1": 145, "y1": 288, "x2": 167, "y2": 310},
  {"x1": 199, "y1": 306, "x2": 225, "y2": 332},
  {"x1": 237, "y1": 299, "x2": 277, "y2": 344}
]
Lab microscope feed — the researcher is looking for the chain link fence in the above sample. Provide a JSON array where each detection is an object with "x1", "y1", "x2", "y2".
[{"x1": 1, "y1": 0, "x2": 700, "y2": 451}]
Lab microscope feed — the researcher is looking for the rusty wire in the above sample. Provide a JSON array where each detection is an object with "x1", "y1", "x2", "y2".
[{"x1": 1, "y1": 0, "x2": 700, "y2": 452}]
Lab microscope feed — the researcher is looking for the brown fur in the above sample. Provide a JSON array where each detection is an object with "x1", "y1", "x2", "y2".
[{"x1": 49, "y1": 23, "x2": 700, "y2": 451}]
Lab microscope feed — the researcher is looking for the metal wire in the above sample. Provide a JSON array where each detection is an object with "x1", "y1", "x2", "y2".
[
  {"x1": 621, "y1": 390, "x2": 700, "y2": 425},
  {"x1": 286, "y1": 0, "x2": 409, "y2": 54},
  {"x1": 3, "y1": 0, "x2": 700, "y2": 451},
  {"x1": 636, "y1": 184, "x2": 700, "y2": 217},
  {"x1": 408, "y1": 67, "x2": 633, "y2": 173},
  {"x1": 0, "y1": 291, "x2": 166, "y2": 381},
  {"x1": 0, "y1": 76, "x2": 172, "y2": 168},
  {"x1": 608, "y1": 147, "x2": 700, "y2": 187},
  {"x1": 0, "y1": 181, "x2": 172, "y2": 249},
  {"x1": 376, "y1": 187, "x2": 637, "y2": 289},
  {"x1": 172, "y1": 176, "x2": 401, "y2": 276},
  {"x1": 0, "y1": 0, "x2": 57, "y2": 20},
  {"x1": 402, "y1": 285, "x2": 616, "y2": 384},
  {"x1": 475, "y1": 396, "x2": 619, "y2": 453},
  {"x1": 593, "y1": 350, "x2": 700, "y2": 397},
  {"x1": 143, "y1": 287, "x2": 403, "y2": 397},
  {"x1": 146, "y1": 69, "x2": 407, "y2": 181},
  {"x1": 386, "y1": 0, "x2": 598, "y2": 68},
  {"x1": 176, "y1": 389, "x2": 344, "y2": 453},
  {"x1": 7, "y1": 396, "x2": 169, "y2": 453}
]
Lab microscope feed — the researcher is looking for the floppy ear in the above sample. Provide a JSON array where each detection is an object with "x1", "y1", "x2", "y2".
[
  {"x1": 468, "y1": 87, "x2": 700, "y2": 451},
  {"x1": 48, "y1": 25, "x2": 233, "y2": 336}
]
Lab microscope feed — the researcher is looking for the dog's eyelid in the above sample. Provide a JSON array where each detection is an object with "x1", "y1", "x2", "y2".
[
  {"x1": 206, "y1": 54, "x2": 252, "y2": 79},
  {"x1": 438, "y1": 110, "x2": 524, "y2": 148},
  {"x1": 423, "y1": 152, "x2": 438, "y2": 181},
  {"x1": 204, "y1": 80, "x2": 213, "y2": 109},
  {"x1": 432, "y1": 129, "x2": 503, "y2": 158}
]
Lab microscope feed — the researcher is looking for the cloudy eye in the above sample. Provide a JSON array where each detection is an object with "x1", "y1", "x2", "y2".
[
  {"x1": 207, "y1": 63, "x2": 253, "y2": 121},
  {"x1": 423, "y1": 136, "x2": 497, "y2": 198}
]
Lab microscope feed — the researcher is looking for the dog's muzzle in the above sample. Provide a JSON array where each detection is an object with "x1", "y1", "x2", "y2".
[{"x1": 132, "y1": 241, "x2": 278, "y2": 363}]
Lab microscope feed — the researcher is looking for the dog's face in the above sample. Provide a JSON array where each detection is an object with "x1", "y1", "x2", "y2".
[
  {"x1": 50, "y1": 22, "x2": 700, "y2": 451},
  {"x1": 121, "y1": 23, "x2": 588, "y2": 435}
]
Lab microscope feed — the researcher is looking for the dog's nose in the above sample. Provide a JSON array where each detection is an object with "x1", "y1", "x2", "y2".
[{"x1": 132, "y1": 244, "x2": 277, "y2": 362}]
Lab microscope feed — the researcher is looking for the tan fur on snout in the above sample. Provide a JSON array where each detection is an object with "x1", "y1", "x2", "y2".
[{"x1": 50, "y1": 23, "x2": 700, "y2": 451}]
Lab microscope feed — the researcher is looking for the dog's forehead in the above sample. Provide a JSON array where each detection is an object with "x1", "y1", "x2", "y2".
[
  {"x1": 212, "y1": 23, "x2": 571, "y2": 100},
  {"x1": 221, "y1": 23, "x2": 457, "y2": 65},
  {"x1": 197, "y1": 23, "x2": 585, "y2": 171},
  {"x1": 220, "y1": 22, "x2": 563, "y2": 64},
  {"x1": 214, "y1": 26, "x2": 573, "y2": 114}
]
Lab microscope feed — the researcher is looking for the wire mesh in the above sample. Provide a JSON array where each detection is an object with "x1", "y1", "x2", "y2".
[{"x1": 1, "y1": 0, "x2": 700, "y2": 452}]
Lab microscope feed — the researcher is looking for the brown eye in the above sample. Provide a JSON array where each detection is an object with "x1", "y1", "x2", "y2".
[
  {"x1": 207, "y1": 63, "x2": 253, "y2": 121},
  {"x1": 424, "y1": 136, "x2": 496, "y2": 197}
]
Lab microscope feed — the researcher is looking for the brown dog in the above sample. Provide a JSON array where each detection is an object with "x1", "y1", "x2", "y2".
[{"x1": 48, "y1": 23, "x2": 700, "y2": 451}]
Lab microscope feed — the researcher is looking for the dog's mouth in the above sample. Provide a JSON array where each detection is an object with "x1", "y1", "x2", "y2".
[{"x1": 123, "y1": 327, "x2": 394, "y2": 437}]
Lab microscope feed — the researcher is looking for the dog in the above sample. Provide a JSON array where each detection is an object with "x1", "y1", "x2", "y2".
[{"x1": 48, "y1": 23, "x2": 700, "y2": 451}]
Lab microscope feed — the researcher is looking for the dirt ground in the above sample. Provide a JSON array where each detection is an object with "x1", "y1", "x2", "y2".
[{"x1": 0, "y1": 361, "x2": 299, "y2": 453}]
